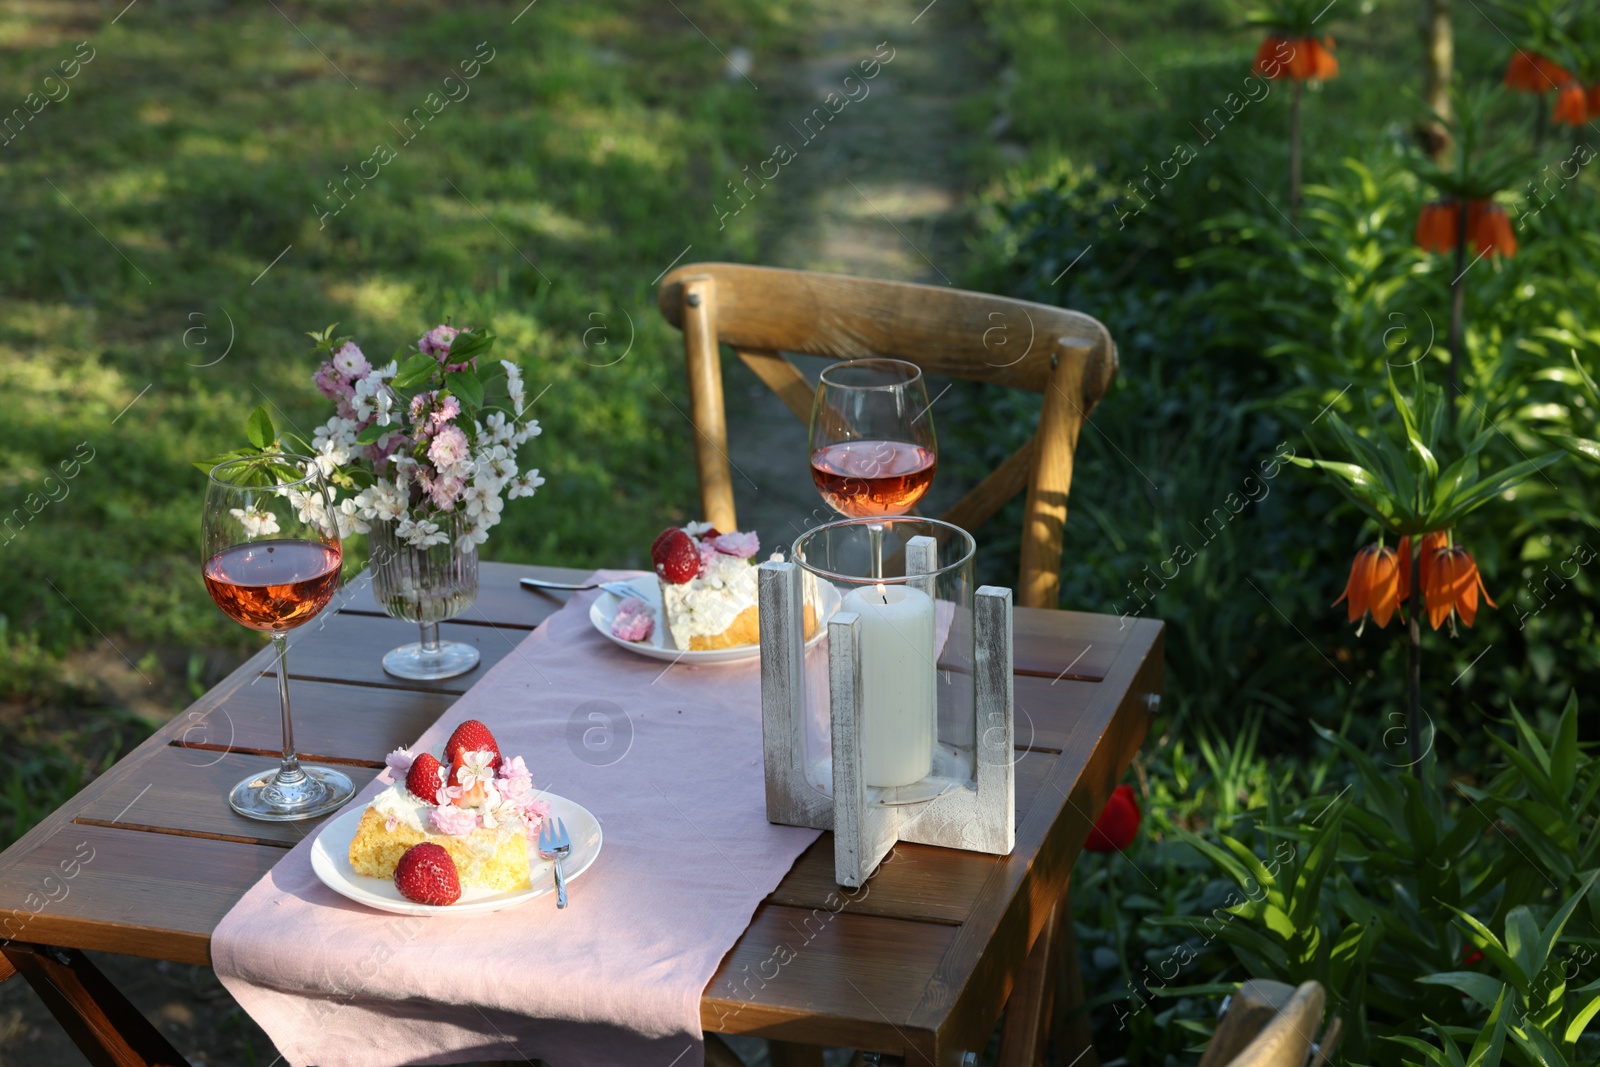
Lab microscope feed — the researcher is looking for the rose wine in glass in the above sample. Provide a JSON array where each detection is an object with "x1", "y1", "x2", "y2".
[
  {"x1": 809, "y1": 359, "x2": 939, "y2": 576},
  {"x1": 202, "y1": 456, "x2": 354, "y2": 821}
]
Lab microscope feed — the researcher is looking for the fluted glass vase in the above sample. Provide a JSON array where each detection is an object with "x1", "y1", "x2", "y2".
[{"x1": 368, "y1": 511, "x2": 481, "y2": 681}]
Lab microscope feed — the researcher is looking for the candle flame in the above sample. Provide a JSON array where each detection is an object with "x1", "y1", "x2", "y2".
[{"x1": 875, "y1": 581, "x2": 888, "y2": 604}]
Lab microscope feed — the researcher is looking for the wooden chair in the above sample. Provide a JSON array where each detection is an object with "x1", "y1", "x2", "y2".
[
  {"x1": 656, "y1": 263, "x2": 1117, "y2": 609},
  {"x1": 1198, "y1": 979, "x2": 1341, "y2": 1067}
]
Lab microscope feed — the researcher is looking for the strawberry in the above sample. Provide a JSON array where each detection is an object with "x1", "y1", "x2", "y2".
[
  {"x1": 698, "y1": 527, "x2": 721, "y2": 541},
  {"x1": 404, "y1": 752, "x2": 446, "y2": 804},
  {"x1": 443, "y1": 719, "x2": 501, "y2": 770},
  {"x1": 393, "y1": 842, "x2": 462, "y2": 906},
  {"x1": 651, "y1": 526, "x2": 679, "y2": 559},
  {"x1": 651, "y1": 528, "x2": 700, "y2": 584}
]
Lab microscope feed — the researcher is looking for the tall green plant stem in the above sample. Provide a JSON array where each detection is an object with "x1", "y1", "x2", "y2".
[
  {"x1": 1290, "y1": 79, "x2": 1303, "y2": 224},
  {"x1": 1447, "y1": 198, "x2": 1466, "y2": 428},
  {"x1": 1406, "y1": 541, "x2": 1424, "y2": 778}
]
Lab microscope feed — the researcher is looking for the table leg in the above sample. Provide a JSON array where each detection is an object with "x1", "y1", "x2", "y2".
[
  {"x1": 768, "y1": 1039, "x2": 826, "y2": 1067},
  {"x1": 996, "y1": 896, "x2": 1061, "y2": 1067},
  {"x1": 0, "y1": 943, "x2": 190, "y2": 1067}
]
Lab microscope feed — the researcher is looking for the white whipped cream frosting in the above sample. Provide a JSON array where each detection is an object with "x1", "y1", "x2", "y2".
[{"x1": 660, "y1": 551, "x2": 758, "y2": 647}]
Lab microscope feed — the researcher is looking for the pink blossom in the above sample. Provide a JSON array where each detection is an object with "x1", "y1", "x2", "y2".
[
  {"x1": 419, "y1": 325, "x2": 460, "y2": 361},
  {"x1": 429, "y1": 803, "x2": 478, "y2": 836},
  {"x1": 427, "y1": 424, "x2": 470, "y2": 472},
  {"x1": 331, "y1": 342, "x2": 371, "y2": 379},
  {"x1": 384, "y1": 747, "x2": 415, "y2": 775},
  {"x1": 713, "y1": 531, "x2": 760, "y2": 558},
  {"x1": 498, "y1": 755, "x2": 532, "y2": 781},
  {"x1": 314, "y1": 363, "x2": 355, "y2": 404},
  {"x1": 498, "y1": 773, "x2": 534, "y2": 805},
  {"x1": 696, "y1": 539, "x2": 719, "y2": 573},
  {"x1": 424, "y1": 473, "x2": 466, "y2": 511},
  {"x1": 410, "y1": 392, "x2": 432, "y2": 422},
  {"x1": 431, "y1": 396, "x2": 461, "y2": 426}
]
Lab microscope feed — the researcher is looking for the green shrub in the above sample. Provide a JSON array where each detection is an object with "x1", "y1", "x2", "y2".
[{"x1": 1155, "y1": 695, "x2": 1600, "y2": 1066}]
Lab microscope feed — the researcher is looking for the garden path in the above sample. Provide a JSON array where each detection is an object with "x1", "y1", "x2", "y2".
[{"x1": 720, "y1": 0, "x2": 988, "y2": 549}]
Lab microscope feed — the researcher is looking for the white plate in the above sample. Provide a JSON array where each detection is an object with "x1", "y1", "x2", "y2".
[
  {"x1": 589, "y1": 577, "x2": 839, "y2": 665},
  {"x1": 310, "y1": 792, "x2": 603, "y2": 916}
]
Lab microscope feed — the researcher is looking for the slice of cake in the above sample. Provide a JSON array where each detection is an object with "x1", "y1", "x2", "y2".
[
  {"x1": 649, "y1": 522, "x2": 816, "y2": 651},
  {"x1": 348, "y1": 719, "x2": 549, "y2": 896}
]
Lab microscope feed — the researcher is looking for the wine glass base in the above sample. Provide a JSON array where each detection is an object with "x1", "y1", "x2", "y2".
[
  {"x1": 382, "y1": 640, "x2": 481, "y2": 681},
  {"x1": 229, "y1": 766, "x2": 354, "y2": 822}
]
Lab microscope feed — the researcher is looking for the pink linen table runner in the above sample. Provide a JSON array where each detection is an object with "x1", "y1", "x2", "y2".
[{"x1": 214, "y1": 572, "x2": 821, "y2": 1067}]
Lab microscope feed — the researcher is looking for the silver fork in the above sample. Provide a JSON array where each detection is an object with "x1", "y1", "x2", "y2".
[
  {"x1": 538, "y1": 816, "x2": 572, "y2": 909},
  {"x1": 520, "y1": 577, "x2": 641, "y2": 598}
]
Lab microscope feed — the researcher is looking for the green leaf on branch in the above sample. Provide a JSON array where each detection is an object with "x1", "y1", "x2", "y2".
[
  {"x1": 245, "y1": 406, "x2": 275, "y2": 450},
  {"x1": 392, "y1": 353, "x2": 440, "y2": 390},
  {"x1": 447, "y1": 328, "x2": 494, "y2": 362},
  {"x1": 445, "y1": 370, "x2": 484, "y2": 409}
]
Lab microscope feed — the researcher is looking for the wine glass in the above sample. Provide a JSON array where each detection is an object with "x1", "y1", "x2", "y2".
[
  {"x1": 202, "y1": 455, "x2": 354, "y2": 821},
  {"x1": 808, "y1": 358, "x2": 939, "y2": 576}
]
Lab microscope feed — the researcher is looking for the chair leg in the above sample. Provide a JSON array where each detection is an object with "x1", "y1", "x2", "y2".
[
  {"x1": 768, "y1": 1039, "x2": 827, "y2": 1067},
  {"x1": 1, "y1": 943, "x2": 190, "y2": 1067}
]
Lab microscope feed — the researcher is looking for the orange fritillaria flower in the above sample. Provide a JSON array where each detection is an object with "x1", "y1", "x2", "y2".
[
  {"x1": 1504, "y1": 50, "x2": 1540, "y2": 91},
  {"x1": 1415, "y1": 201, "x2": 1461, "y2": 254},
  {"x1": 1423, "y1": 546, "x2": 1496, "y2": 630},
  {"x1": 1256, "y1": 36, "x2": 1338, "y2": 81},
  {"x1": 1253, "y1": 35, "x2": 1291, "y2": 77},
  {"x1": 1334, "y1": 544, "x2": 1405, "y2": 630},
  {"x1": 1466, "y1": 201, "x2": 1517, "y2": 258},
  {"x1": 1553, "y1": 83, "x2": 1589, "y2": 126},
  {"x1": 1504, "y1": 50, "x2": 1572, "y2": 93},
  {"x1": 1416, "y1": 530, "x2": 1449, "y2": 593}
]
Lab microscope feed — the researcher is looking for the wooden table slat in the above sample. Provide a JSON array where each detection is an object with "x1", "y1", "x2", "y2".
[
  {"x1": 0, "y1": 822, "x2": 280, "y2": 966},
  {"x1": 175, "y1": 678, "x2": 456, "y2": 767},
  {"x1": 701, "y1": 903, "x2": 955, "y2": 1055},
  {"x1": 74, "y1": 746, "x2": 380, "y2": 849},
  {"x1": 282, "y1": 613, "x2": 532, "y2": 694}
]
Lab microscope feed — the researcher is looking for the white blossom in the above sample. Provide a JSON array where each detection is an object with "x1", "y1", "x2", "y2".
[
  {"x1": 230, "y1": 506, "x2": 280, "y2": 537},
  {"x1": 507, "y1": 469, "x2": 545, "y2": 499},
  {"x1": 501, "y1": 360, "x2": 526, "y2": 416},
  {"x1": 396, "y1": 517, "x2": 449, "y2": 548}
]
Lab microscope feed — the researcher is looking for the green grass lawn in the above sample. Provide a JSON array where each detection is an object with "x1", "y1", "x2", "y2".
[{"x1": 0, "y1": 0, "x2": 804, "y2": 837}]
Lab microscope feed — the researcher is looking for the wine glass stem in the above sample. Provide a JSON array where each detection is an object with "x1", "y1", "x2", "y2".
[
  {"x1": 271, "y1": 632, "x2": 305, "y2": 784},
  {"x1": 419, "y1": 621, "x2": 441, "y2": 654},
  {"x1": 868, "y1": 522, "x2": 885, "y2": 580}
]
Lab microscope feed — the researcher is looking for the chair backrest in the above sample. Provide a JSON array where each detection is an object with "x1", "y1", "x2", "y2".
[
  {"x1": 656, "y1": 262, "x2": 1117, "y2": 609},
  {"x1": 1198, "y1": 979, "x2": 1334, "y2": 1067}
]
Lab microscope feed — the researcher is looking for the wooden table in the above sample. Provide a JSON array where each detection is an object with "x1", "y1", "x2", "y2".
[{"x1": 0, "y1": 562, "x2": 1161, "y2": 1067}]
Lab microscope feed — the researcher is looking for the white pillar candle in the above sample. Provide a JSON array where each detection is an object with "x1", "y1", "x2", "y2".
[{"x1": 841, "y1": 582, "x2": 936, "y2": 788}]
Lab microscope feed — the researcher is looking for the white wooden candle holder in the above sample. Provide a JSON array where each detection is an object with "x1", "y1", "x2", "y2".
[{"x1": 758, "y1": 547, "x2": 1016, "y2": 888}]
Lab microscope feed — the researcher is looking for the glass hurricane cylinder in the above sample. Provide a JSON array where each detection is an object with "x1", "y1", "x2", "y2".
[
  {"x1": 792, "y1": 517, "x2": 976, "y2": 805},
  {"x1": 368, "y1": 511, "x2": 482, "y2": 681}
]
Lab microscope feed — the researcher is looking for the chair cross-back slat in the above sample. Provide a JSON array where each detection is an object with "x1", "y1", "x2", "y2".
[{"x1": 658, "y1": 263, "x2": 1117, "y2": 609}]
